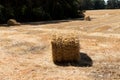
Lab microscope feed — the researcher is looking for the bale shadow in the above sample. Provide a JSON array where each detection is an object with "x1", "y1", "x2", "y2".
[{"x1": 54, "y1": 52, "x2": 93, "y2": 67}]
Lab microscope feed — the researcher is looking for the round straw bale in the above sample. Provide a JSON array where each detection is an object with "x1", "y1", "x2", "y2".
[
  {"x1": 84, "y1": 16, "x2": 91, "y2": 21},
  {"x1": 51, "y1": 31, "x2": 80, "y2": 63},
  {"x1": 7, "y1": 19, "x2": 21, "y2": 26}
]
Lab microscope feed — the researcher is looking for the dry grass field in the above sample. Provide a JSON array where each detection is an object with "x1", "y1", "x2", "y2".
[{"x1": 0, "y1": 9, "x2": 120, "y2": 80}]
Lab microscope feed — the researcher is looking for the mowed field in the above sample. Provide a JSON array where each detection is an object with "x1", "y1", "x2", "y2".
[{"x1": 0, "y1": 9, "x2": 120, "y2": 80}]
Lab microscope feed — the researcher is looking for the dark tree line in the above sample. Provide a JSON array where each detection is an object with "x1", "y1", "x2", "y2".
[
  {"x1": 0, "y1": 0, "x2": 120, "y2": 24},
  {"x1": 79, "y1": 0, "x2": 120, "y2": 10},
  {"x1": 0, "y1": 0, "x2": 84, "y2": 23},
  {"x1": 78, "y1": 0, "x2": 105, "y2": 10},
  {"x1": 107, "y1": 0, "x2": 120, "y2": 9}
]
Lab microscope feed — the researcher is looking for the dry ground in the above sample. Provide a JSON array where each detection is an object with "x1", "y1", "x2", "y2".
[{"x1": 0, "y1": 9, "x2": 120, "y2": 80}]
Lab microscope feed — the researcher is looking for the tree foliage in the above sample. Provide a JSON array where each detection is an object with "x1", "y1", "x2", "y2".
[
  {"x1": 0, "y1": 0, "x2": 120, "y2": 24},
  {"x1": 93, "y1": 0, "x2": 105, "y2": 9},
  {"x1": 0, "y1": 0, "x2": 84, "y2": 23},
  {"x1": 107, "y1": 0, "x2": 120, "y2": 9},
  {"x1": 78, "y1": 0, "x2": 120, "y2": 10}
]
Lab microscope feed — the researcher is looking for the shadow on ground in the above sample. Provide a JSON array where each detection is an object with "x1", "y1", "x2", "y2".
[
  {"x1": 0, "y1": 24, "x2": 9, "y2": 27},
  {"x1": 0, "y1": 18, "x2": 84, "y2": 27},
  {"x1": 54, "y1": 52, "x2": 93, "y2": 67},
  {"x1": 22, "y1": 18, "x2": 83, "y2": 25}
]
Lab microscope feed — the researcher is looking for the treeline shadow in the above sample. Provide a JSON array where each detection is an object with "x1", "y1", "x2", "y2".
[
  {"x1": 54, "y1": 52, "x2": 93, "y2": 67},
  {"x1": 0, "y1": 24, "x2": 8, "y2": 27},
  {"x1": 22, "y1": 18, "x2": 84, "y2": 25},
  {"x1": 0, "y1": 18, "x2": 84, "y2": 27}
]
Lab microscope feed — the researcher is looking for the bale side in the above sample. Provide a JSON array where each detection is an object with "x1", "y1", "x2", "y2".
[
  {"x1": 84, "y1": 16, "x2": 91, "y2": 21},
  {"x1": 7, "y1": 19, "x2": 21, "y2": 26},
  {"x1": 51, "y1": 32, "x2": 80, "y2": 63}
]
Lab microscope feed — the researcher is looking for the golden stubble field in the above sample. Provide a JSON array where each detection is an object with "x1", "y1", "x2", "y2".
[{"x1": 0, "y1": 9, "x2": 120, "y2": 80}]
